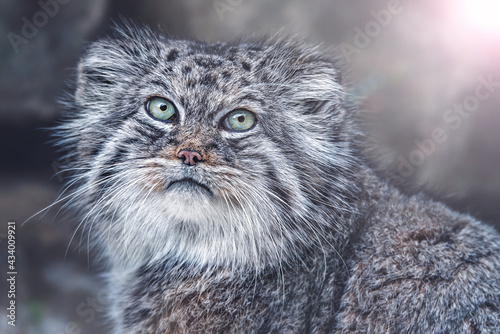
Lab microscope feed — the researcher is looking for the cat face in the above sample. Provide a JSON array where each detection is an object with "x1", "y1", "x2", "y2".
[{"x1": 59, "y1": 26, "x2": 358, "y2": 270}]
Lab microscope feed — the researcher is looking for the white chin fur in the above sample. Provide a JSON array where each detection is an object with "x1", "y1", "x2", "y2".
[{"x1": 100, "y1": 182, "x2": 285, "y2": 272}]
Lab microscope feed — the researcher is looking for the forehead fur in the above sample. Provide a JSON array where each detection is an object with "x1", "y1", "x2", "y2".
[{"x1": 75, "y1": 25, "x2": 345, "y2": 116}]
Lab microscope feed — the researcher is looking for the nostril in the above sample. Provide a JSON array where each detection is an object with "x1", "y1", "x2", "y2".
[{"x1": 177, "y1": 149, "x2": 203, "y2": 166}]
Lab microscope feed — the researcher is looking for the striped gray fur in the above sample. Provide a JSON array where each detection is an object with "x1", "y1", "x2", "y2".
[{"x1": 55, "y1": 24, "x2": 500, "y2": 333}]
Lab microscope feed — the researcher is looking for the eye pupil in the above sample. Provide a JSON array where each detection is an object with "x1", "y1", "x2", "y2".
[
  {"x1": 223, "y1": 109, "x2": 256, "y2": 132},
  {"x1": 146, "y1": 97, "x2": 176, "y2": 122}
]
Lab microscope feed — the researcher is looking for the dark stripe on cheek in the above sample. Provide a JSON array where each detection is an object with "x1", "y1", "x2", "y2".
[
  {"x1": 265, "y1": 165, "x2": 292, "y2": 209},
  {"x1": 97, "y1": 167, "x2": 116, "y2": 186},
  {"x1": 90, "y1": 109, "x2": 136, "y2": 159},
  {"x1": 123, "y1": 136, "x2": 141, "y2": 145},
  {"x1": 225, "y1": 134, "x2": 262, "y2": 152},
  {"x1": 134, "y1": 123, "x2": 167, "y2": 142},
  {"x1": 103, "y1": 108, "x2": 136, "y2": 128},
  {"x1": 96, "y1": 146, "x2": 129, "y2": 188},
  {"x1": 111, "y1": 146, "x2": 128, "y2": 164}
]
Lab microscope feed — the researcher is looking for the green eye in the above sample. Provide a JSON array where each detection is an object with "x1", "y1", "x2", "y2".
[
  {"x1": 146, "y1": 97, "x2": 177, "y2": 122},
  {"x1": 223, "y1": 109, "x2": 256, "y2": 132}
]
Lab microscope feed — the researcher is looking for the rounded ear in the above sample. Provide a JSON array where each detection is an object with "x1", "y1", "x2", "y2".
[
  {"x1": 292, "y1": 61, "x2": 347, "y2": 119},
  {"x1": 75, "y1": 40, "x2": 126, "y2": 106},
  {"x1": 296, "y1": 68, "x2": 344, "y2": 104},
  {"x1": 74, "y1": 24, "x2": 170, "y2": 106},
  {"x1": 264, "y1": 38, "x2": 347, "y2": 117}
]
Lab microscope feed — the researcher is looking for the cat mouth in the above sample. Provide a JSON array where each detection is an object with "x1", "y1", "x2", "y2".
[{"x1": 166, "y1": 178, "x2": 213, "y2": 196}]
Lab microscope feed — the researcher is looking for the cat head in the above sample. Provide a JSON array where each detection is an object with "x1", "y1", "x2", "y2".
[{"x1": 57, "y1": 24, "x2": 359, "y2": 271}]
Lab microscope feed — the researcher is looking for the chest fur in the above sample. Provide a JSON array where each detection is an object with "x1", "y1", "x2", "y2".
[{"x1": 116, "y1": 257, "x2": 349, "y2": 333}]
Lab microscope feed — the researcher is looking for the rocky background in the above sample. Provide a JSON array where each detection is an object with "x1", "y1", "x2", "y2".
[{"x1": 1, "y1": 0, "x2": 499, "y2": 333}]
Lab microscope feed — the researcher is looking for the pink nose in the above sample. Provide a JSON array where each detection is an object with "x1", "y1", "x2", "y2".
[{"x1": 177, "y1": 149, "x2": 203, "y2": 166}]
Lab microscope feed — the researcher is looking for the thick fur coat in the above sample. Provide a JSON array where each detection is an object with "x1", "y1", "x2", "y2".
[{"x1": 56, "y1": 25, "x2": 500, "y2": 333}]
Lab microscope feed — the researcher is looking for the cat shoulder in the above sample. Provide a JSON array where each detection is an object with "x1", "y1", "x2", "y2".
[{"x1": 336, "y1": 190, "x2": 500, "y2": 333}]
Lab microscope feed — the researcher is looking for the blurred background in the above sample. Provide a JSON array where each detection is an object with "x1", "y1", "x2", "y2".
[{"x1": 1, "y1": 0, "x2": 499, "y2": 332}]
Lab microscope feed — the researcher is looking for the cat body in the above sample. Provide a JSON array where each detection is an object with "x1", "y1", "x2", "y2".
[
  {"x1": 114, "y1": 170, "x2": 500, "y2": 333},
  {"x1": 57, "y1": 26, "x2": 500, "y2": 333}
]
